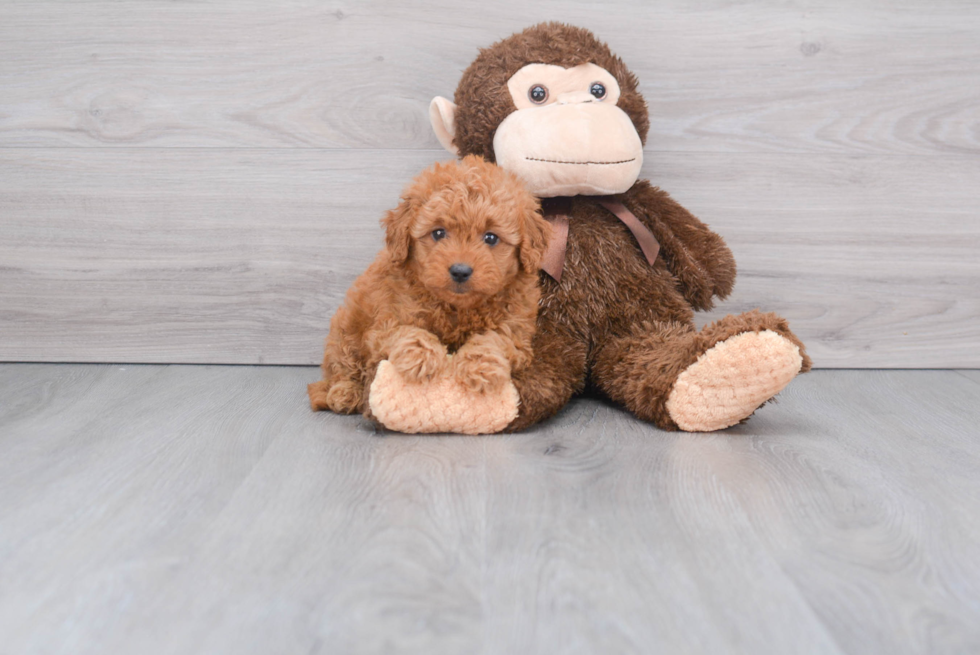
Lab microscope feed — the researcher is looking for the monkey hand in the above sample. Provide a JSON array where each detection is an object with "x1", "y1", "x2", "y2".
[{"x1": 368, "y1": 360, "x2": 519, "y2": 434}]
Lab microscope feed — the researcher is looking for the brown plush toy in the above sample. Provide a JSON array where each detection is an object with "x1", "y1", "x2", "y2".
[{"x1": 369, "y1": 22, "x2": 811, "y2": 433}]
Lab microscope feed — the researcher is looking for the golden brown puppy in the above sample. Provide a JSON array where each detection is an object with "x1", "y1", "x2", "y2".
[{"x1": 308, "y1": 155, "x2": 550, "y2": 418}]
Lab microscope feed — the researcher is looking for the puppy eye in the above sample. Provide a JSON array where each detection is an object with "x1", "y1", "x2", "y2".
[
  {"x1": 590, "y1": 82, "x2": 606, "y2": 100},
  {"x1": 483, "y1": 232, "x2": 499, "y2": 246},
  {"x1": 528, "y1": 85, "x2": 548, "y2": 104},
  {"x1": 431, "y1": 228, "x2": 447, "y2": 242}
]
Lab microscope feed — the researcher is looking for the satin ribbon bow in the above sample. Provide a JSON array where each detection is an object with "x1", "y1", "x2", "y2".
[{"x1": 539, "y1": 197, "x2": 661, "y2": 282}]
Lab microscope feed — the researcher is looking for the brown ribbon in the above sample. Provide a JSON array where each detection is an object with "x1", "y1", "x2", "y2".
[
  {"x1": 539, "y1": 196, "x2": 660, "y2": 282},
  {"x1": 539, "y1": 197, "x2": 571, "y2": 282}
]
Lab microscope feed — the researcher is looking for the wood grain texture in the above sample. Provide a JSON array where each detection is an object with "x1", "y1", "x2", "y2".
[
  {"x1": 957, "y1": 370, "x2": 980, "y2": 385},
  {"x1": 1, "y1": 1, "x2": 978, "y2": 155},
  {"x1": 1, "y1": 364, "x2": 979, "y2": 654},
  {"x1": 1, "y1": 148, "x2": 977, "y2": 367},
  {"x1": 1, "y1": 0, "x2": 978, "y2": 366}
]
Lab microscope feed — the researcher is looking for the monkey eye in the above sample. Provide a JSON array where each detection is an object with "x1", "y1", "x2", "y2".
[
  {"x1": 590, "y1": 82, "x2": 606, "y2": 100},
  {"x1": 432, "y1": 228, "x2": 447, "y2": 242},
  {"x1": 483, "y1": 232, "x2": 500, "y2": 246},
  {"x1": 528, "y1": 85, "x2": 548, "y2": 104}
]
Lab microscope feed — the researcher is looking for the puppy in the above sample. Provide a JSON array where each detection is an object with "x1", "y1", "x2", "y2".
[{"x1": 308, "y1": 155, "x2": 550, "y2": 418}]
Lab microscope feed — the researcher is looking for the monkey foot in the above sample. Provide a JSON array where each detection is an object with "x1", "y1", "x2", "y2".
[
  {"x1": 665, "y1": 330, "x2": 803, "y2": 432},
  {"x1": 369, "y1": 360, "x2": 519, "y2": 435}
]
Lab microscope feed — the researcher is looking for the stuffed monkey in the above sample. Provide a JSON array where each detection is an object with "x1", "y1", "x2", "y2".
[{"x1": 369, "y1": 22, "x2": 811, "y2": 433}]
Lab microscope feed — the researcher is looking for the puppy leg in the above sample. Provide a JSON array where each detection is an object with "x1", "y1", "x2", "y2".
[
  {"x1": 308, "y1": 378, "x2": 362, "y2": 414},
  {"x1": 308, "y1": 380, "x2": 331, "y2": 411},
  {"x1": 309, "y1": 336, "x2": 365, "y2": 413},
  {"x1": 386, "y1": 326, "x2": 449, "y2": 383},
  {"x1": 453, "y1": 332, "x2": 512, "y2": 394}
]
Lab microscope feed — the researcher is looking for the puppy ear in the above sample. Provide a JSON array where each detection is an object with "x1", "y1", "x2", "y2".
[
  {"x1": 519, "y1": 204, "x2": 551, "y2": 274},
  {"x1": 381, "y1": 199, "x2": 415, "y2": 264}
]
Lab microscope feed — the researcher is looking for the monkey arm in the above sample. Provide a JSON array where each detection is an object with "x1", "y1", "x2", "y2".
[{"x1": 623, "y1": 180, "x2": 737, "y2": 311}]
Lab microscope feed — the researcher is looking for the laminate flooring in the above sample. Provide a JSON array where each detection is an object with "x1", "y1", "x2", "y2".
[{"x1": 1, "y1": 365, "x2": 979, "y2": 654}]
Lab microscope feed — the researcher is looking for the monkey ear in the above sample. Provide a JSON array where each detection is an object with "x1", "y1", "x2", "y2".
[
  {"x1": 381, "y1": 200, "x2": 415, "y2": 264},
  {"x1": 429, "y1": 97, "x2": 460, "y2": 156},
  {"x1": 519, "y1": 205, "x2": 552, "y2": 274}
]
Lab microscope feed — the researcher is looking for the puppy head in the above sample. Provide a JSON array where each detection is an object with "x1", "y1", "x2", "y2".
[{"x1": 382, "y1": 155, "x2": 549, "y2": 307}]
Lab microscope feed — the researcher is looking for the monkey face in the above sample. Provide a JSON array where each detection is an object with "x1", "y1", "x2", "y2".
[
  {"x1": 430, "y1": 24, "x2": 652, "y2": 198},
  {"x1": 492, "y1": 63, "x2": 644, "y2": 197},
  {"x1": 383, "y1": 156, "x2": 549, "y2": 309}
]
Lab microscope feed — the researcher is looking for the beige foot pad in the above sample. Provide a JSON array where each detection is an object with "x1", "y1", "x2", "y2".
[
  {"x1": 369, "y1": 360, "x2": 519, "y2": 435},
  {"x1": 666, "y1": 330, "x2": 803, "y2": 432}
]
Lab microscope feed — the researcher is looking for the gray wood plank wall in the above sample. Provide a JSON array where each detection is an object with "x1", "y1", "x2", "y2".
[{"x1": 1, "y1": 1, "x2": 978, "y2": 366}]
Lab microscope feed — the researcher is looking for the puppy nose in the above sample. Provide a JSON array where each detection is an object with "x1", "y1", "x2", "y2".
[{"x1": 449, "y1": 263, "x2": 473, "y2": 283}]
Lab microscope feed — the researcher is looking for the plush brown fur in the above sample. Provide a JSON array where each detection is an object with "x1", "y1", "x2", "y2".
[
  {"x1": 448, "y1": 23, "x2": 811, "y2": 432},
  {"x1": 453, "y1": 23, "x2": 650, "y2": 163},
  {"x1": 308, "y1": 155, "x2": 549, "y2": 418}
]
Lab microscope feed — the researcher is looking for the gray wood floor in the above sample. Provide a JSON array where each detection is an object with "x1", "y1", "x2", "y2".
[{"x1": 1, "y1": 364, "x2": 979, "y2": 654}]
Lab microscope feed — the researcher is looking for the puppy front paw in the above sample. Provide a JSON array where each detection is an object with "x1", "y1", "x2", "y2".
[
  {"x1": 388, "y1": 331, "x2": 448, "y2": 382},
  {"x1": 453, "y1": 344, "x2": 511, "y2": 394}
]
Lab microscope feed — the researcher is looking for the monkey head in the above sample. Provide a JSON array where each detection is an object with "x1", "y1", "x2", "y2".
[{"x1": 429, "y1": 23, "x2": 649, "y2": 198}]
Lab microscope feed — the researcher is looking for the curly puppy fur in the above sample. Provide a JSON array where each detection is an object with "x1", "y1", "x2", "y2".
[
  {"x1": 447, "y1": 23, "x2": 811, "y2": 432},
  {"x1": 308, "y1": 155, "x2": 550, "y2": 417}
]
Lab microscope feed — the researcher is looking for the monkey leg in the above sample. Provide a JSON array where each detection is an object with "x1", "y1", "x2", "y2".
[
  {"x1": 367, "y1": 362, "x2": 520, "y2": 434},
  {"x1": 367, "y1": 328, "x2": 587, "y2": 435},
  {"x1": 503, "y1": 328, "x2": 588, "y2": 432},
  {"x1": 591, "y1": 310, "x2": 811, "y2": 432}
]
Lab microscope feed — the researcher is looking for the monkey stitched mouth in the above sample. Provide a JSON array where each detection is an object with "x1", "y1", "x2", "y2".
[{"x1": 525, "y1": 157, "x2": 636, "y2": 165}]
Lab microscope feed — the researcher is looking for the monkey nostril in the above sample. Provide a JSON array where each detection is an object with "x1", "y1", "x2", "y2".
[
  {"x1": 556, "y1": 92, "x2": 595, "y2": 106},
  {"x1": 449, "y1": 263, "x2": 473, "y2": 283}
]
